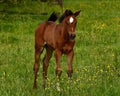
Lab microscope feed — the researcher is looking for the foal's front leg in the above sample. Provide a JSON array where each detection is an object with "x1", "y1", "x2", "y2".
[
  {"x1": 54, "y1": 49, "x2": 62, "y2": 78},
  {"x1": 67, "y1": 50, "x2": 74, "y2": 79}
]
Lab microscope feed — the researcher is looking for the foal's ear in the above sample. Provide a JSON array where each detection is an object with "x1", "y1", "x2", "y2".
[
  {"x1": 64, "y1": 9, "x2": 70, "y2": 16},
  {"x1": 74, "y1": 10, "x2": 81, "y2": 17},
  {"x1": 64, "y1": 9, "x2": 73, "y2": 16}
]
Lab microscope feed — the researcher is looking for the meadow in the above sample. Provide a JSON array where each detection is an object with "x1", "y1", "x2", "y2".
[{"x1": 0, "y1": 0, "x2": 120, "y2": 96}]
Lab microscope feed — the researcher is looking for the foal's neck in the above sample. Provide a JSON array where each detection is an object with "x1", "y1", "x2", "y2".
[
  {"x1": 60, "y1": 21, "x2": 69, "y2": 41},
  {"x1": 61, "y1": 21, "x2": 68, "y2": 33}
]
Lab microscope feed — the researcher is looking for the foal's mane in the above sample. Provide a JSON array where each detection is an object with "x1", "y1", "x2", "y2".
[
  {"x1": 59, "y1": 10, "x2": 74, "y2": 23},
  {"x1": 47, "y1": 12, "x2": 58, "y2": 22},
  {"x1": 46, "y1": 10, "x2": 74, "y2": 23}
]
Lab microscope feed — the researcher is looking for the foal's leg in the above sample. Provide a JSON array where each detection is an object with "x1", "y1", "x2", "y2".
[
  {"x1": 54, "y1": 49, "x2": 62, "y2": 78},
  {"x1": 43, "y1": 46, "x2": 53, "y2": 88},
  {"x1": 67, "y1": 50, "x2": 74, "y2": 79},
  {"x1": 33, "y1": 46, "x2": 44, "y2": 88}
]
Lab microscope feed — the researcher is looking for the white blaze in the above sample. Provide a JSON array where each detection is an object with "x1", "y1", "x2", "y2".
[{"x1": 69, "y1": 17, "x2": 74, "y2": 23}]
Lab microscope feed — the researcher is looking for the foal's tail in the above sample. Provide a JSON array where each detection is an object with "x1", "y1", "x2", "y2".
[{"x1": 47, "y1": 12, "x2": 58, "y2": 22}]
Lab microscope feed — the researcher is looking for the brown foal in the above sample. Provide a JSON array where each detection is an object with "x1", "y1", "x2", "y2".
[{"x1": 33, "y1": 9, "x2": 80, "y2": 88}]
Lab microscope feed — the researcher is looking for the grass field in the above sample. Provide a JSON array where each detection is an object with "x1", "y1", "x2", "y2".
[{"x1": 0, "y1": 0, "x2": 120, "y2": 96}]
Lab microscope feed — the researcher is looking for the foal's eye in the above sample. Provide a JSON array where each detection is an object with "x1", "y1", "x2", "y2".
[
  {"x1": 65, "y1": 21, "x2": 70, "y2": 25},
  {"x1": 67, "y1": 22, "x2": 69, "y2": 25}
]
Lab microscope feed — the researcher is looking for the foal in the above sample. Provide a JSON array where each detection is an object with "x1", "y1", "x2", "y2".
[{"x1": 33, "y1": 10, "x2": 80, "y2": 88}]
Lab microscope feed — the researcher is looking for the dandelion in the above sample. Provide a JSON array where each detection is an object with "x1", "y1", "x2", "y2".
[
  {"x1": 100, "y1": 69, "x2": 103, "y2": 73},
  {"x1": 107, "y1": 65, "x2": 110, "y2": 69},
  {"x1": 56, "y1": 82, "x2": 61, "y2": 92},
  {"x1": 111, "y1": 53, "x2": 114, "y2": 57}
]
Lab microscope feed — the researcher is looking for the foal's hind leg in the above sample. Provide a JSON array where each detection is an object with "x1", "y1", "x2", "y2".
[
  {"x1": 33, "y1": 45, "x2": 44, "y2": 88},
  {"x1": 43, "y1": 46, "x2": 53, "y2": 88}
]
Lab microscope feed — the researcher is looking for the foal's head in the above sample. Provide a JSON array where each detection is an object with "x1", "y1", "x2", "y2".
[{"x1": 60, "y1": 10, "x2": 81, "y2": 40}]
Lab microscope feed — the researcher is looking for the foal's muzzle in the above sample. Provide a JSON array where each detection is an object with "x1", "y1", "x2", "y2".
[{"x1": 69, "y1": 33, "x2": 76, "y2": 40}]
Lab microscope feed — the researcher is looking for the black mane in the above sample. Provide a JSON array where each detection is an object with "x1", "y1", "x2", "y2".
[
  {"x1": 59, "y1": 9, "x2": 74, "y2": 23},
  {"x1": 47, "y1": 12, "x2": 58, "y2": 22}
]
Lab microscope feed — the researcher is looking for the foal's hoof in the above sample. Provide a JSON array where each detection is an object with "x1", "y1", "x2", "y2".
[
  {"x1": 42, "y1": 80, "x2": 46, "y2": 90},
  {"x1": 42, "y1": 84, "x2": 46, "y2": 90},
  {"x1": 33, "y1": 84, "x2": 37, "y2": 89},
  {"x1": 67, "y1": 70, "x2": 73, "y2": 78},
  {"x1": 56, "y1": 69, "x2": 62, "y2": 78}
]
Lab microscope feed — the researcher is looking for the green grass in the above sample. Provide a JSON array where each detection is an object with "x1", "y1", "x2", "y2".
[{"x1": 0, "y1": 0, "x2": 120, "y2": 96}]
